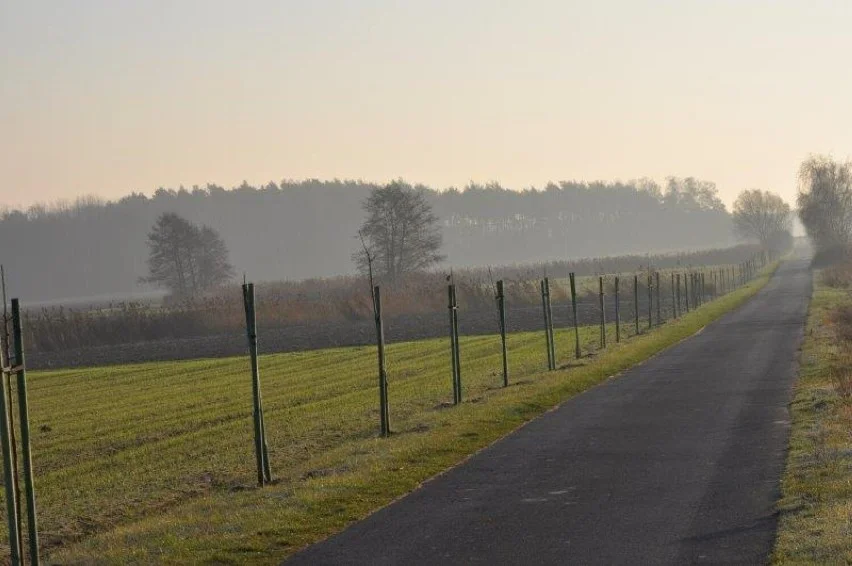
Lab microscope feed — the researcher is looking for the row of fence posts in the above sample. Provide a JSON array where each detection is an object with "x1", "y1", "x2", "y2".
[
  {"x1": 0, "y1": 275, "x2": 40, "y2": 565},
  {"x1": 24, "y1": 256, "x2": 775, "y2": 514},
  {"x1": 94, "y1": 252, "x2": 779, "y2": 500},
  {"x1": 0, "y1": 249, "x2": 774, "y2": 563},
  {"x1": 356, "y1": 253, "x2": 768, "y2": 437}
]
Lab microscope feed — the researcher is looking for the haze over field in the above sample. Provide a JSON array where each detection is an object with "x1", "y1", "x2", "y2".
[
  {"x1": 2, "y1": 0, "x2": 852, "y2": 210},
  {"x1": 0, "y1": 179, "x2": 736, "y2": 302},
  {"x1": 0, "y1": 3, "x2": 846, "y2": 565}
]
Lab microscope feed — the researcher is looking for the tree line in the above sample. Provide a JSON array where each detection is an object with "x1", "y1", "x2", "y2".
[{"x1": 0, "y1": 177, "x2": 739, "y2": 302}]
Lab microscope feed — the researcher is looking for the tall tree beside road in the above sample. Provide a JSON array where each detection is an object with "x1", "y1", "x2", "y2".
[
  {"x1": 797, "y1": 155, "x2": 852, "y2": 260},
  {"x1": 731, "y1": 189, "x2": 792, "y2": 252},
  {"x1": 142, "y1": 213, "x2": 234, "y2": 298},
  {"x1": 354, "y1": 181, "x2": 445, "y2": 281}
]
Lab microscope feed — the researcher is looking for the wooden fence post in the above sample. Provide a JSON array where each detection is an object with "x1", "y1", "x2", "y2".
[
  {"x1": 693, "y1": 273, "x2": 699, "y2": 307},
  {"x1": 569, "y1": 273, "x2": 580, "y2": 359},
  {"x1": 448, "y1": 284, "x2": 462, "y2": 405},
  {"x1": 655, "y1": 272, "x2": 661, "y2": 324},
  {"x1": 496, "y1": 280, "x2": 509, "y2": 387},
  {"x1": 671, "y1": 272, "x2": 676, "y2": 319},
  {"x1": 452, "y1": 285, "x2": 462, "y2": 403},
  {"x1": 633, "y1": 275, "x2": 639, "y2": 335},
  {"x1": 11, "y1": 300, "x2": 38, "y2": 564},
  {"x1": 614, "y1": 276, "x2": 620, "y2": 343},
  {"x1": 374, "y1": 286, "x2": 390, "y2": 436},
  {"x1": 695, "y1": 273, "x2": 699, "y2": 305},
  {"x1": 546, "y1": 278, "x2": 555, "y2": 368},
  {"x1": 541, "y1": 279, "x2": 554, "y2": 370},
  {"x1": 242, "y1": 283, "x2": 271, "y2": 486},
  {"x1": 676, "y1": 273, "x2": 681, "y2": 317},
  {"x1": 647, "y1": 274, "x2": 652, "y2": 329},
  {"x1": 599, "y1": 276, "x2": 606, "y2": 348},
  {"x1": 695, "y1": 273, "x2": 700, "y2": 306},
  {"x1": 448, "y1": 284, "x2": 458, "y2": 404},
  {"x1": 0, "y1": 342, "x2": 21, "y2": 565}
]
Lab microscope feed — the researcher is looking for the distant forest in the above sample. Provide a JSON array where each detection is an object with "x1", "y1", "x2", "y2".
[{"x1": 1, "y1": 178, "x2": 736, "y2": 302}]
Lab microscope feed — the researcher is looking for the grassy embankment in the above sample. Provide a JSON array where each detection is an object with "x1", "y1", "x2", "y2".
[
  {"x1": 3, "y1": 265, "x2": 775, "y2": 564},
  {"x1": 774, "y1": 267, "x2": 852, "y2": 564}
]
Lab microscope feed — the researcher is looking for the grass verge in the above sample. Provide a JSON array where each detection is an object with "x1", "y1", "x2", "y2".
[
  {"x1": 9, "y1": 265, "x2": 775, "y2": 564},
  {"x1": 773, "y1": 273, "x2": 852, "y2": 564}
]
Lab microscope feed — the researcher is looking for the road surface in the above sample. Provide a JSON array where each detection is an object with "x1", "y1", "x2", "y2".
[{"x1": 287, "y1": 256, "x2": 811, "y2": 565}]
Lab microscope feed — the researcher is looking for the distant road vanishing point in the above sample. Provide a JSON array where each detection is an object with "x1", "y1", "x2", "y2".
[{"x1": 286, "y1": 254, "x2": 812, "y2": 565}]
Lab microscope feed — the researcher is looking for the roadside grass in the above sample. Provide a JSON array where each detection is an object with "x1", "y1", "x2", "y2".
[
  {"x1": 773, "y1": 273, "x2": 852, "y2": 565},
  {"x1": 3, "y1": 267, "x2": 775, "y2": 564}
]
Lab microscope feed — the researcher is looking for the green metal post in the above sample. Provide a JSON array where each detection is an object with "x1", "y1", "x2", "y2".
[
  {"x1": 452, "y1": 284, "x2": 462, "y2": 403},
  {"x1": 695, "y1": 273, "x2": 699, "y2": 306},
  {"x1": 695, "y1": 273, "x2": 700, "y2": 306},
  {"x1": 448, "y1": 284, "x2": 459, "y2": 405},
  {"x1": 655, "y1": 272, "x2": 661, "y2": 324},
  {"x1": 541, "y1": 280, "x2": 553, "y2": 370},
  {"x1": 496, "y1": 280, "x2": 509, "y2": 387},
  {"x1": 545, "y1": 278, "x2": 556, "y2": 368},
  {"x1": 374, "y1": 286, "x2": 390, "y2": 436},
  {"x1": 694, "y1": 273, "x2": 698, "y2": 306},
  {"x1": 11, "y1": 300, "x2": 38, "y2": 564},
  {"x1": 676, "y1": 273, "x2": 681, "y2": 317},
  {"x1": 0, "y1": 370, "x2": 20, "y2": 565},
  {"x1": 633, "y1": 275, "x2": 639, "y2": 335},
  {"x1": 690, "y1": 273, "x2": 695, "y2": 307},
  {"x1": 242, "y1": 283, "x2": 269, "y2": 486},
  {"x1": 599, "y1": 276, "x2": 606, "y2": 348},
  {"x1": 647, "y1": 274, "x2": 652, "y2": 329},
  {"x1": 671, "y1": 273, "x2": 676, "y2": 318},
  {"x1": 0, "y1": 266, "x2": 22, "y2": 559},
  {"x1": 684, "y1": 274, "x2": 690, "y2": 313},
  {"x1": 614, "y1": 276, "x2": 620, "y2": 343},
  {"x1": 569, "y1": 273, "x2": 580, "y2": 359}
]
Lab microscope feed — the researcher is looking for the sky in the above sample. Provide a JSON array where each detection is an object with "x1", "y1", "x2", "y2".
[{"x1": 1, "y1": 0, "x2": 851, "y2": 210}]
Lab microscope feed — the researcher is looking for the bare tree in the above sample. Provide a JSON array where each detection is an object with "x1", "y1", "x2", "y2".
[
  {"x1": 797, "y1": 155, "x2": 852, "y2": 258},
  {"x1": 731, "y1": 189, "x2": 792, "y2": 251},
  {"x1": 353, "y1": 181, "x2": 445, "y2": 281},
  {"x1": 142, "y1": 213, "x2": 234, "y2": 298}
]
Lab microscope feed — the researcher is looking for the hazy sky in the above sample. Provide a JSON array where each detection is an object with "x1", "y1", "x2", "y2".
[{"x1": 2, "y1": 0, "x2": 850, "y2": 210}]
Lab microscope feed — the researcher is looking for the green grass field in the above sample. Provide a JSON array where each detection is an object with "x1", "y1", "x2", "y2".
[
  {"x1": 1, "y1": 267, "x2": 774, "y2": 564},
  {"x1": 773, "y1": 273, "x2": 852, "y2": 564}
]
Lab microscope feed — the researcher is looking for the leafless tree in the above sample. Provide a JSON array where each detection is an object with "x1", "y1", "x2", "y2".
[
  {"x1": 797, "y1": 155, "x2": 852, "y2": 258},
  {"x1": 353, "y1": 181, "x2": 444, "y2": 281},
  {"x1": 731, "y1": 189, "x2": 791, "y2": 250}
]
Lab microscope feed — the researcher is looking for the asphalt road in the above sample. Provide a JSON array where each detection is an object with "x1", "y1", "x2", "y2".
[{"x1": 287, "y1": 257, "x2": 812, "y2": 565}]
